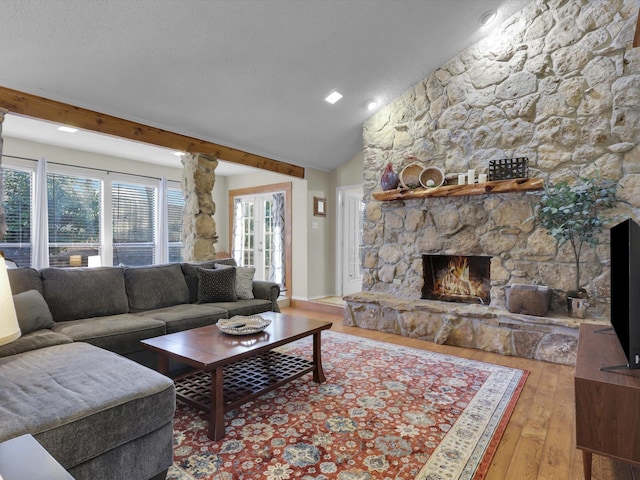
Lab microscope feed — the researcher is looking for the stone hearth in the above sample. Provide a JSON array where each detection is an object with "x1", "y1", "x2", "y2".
[{"x1": 344, "y1": 292, "x2": 607, "y2": 365}]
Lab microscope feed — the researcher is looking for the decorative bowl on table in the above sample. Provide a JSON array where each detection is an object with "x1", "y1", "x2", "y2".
[{"x1": 216, "y1": 315, "x2": 271, "y2": 335}]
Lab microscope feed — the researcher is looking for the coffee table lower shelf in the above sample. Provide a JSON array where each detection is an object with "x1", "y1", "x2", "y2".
[{"x1": 174, "y1": 350, "x2": 314, "y2": 414}]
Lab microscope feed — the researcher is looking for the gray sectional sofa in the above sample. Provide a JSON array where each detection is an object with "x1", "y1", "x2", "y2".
[{"x1": 0, "y1": 259, "x2": 280, "y2": 480}]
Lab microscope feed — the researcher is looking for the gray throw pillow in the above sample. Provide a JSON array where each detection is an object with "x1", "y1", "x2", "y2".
[
  {"x1": 12, "y1": 289, "x2": 55, "y2": 335},
  {"x1": 234, "y1": 266, "x2": 255, "y2": 300},
  {"x1": 197, "y1": 267, "x2": 237, "y2": 303},
  {"x1": 181, "y1": 260, "x2": 219, "y2": 303}
]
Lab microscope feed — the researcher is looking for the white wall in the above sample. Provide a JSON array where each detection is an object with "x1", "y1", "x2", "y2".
[
  {"x1": 3, "y1": 137, "x2": 183, "y2": 181},
  {"x1": 305, "y1": 168, "x2": 333, "y2": 300},
  {"x1": 334, "y1": 150, "x2": 364, "y2": 188}
]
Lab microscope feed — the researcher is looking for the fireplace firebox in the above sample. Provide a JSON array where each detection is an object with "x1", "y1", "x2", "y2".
[{"x1": 422, "y1": 254, "x2": 491, "y2": 304}]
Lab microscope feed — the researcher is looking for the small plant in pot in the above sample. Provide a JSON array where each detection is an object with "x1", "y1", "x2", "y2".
[{"x1": 532, "y1": 172, "x2": 621, "y2": 318}]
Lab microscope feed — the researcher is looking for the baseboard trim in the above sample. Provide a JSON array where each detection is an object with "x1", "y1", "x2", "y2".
[{"x1": 289, "y1": 299, "x2": 344, "y2": 315}]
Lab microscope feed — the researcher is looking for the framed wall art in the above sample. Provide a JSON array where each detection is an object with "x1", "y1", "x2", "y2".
[{"x1": 313, "y1": 197, "x2": 327, "y2": 217}]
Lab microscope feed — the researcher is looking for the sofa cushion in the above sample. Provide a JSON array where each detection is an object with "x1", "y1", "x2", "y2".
[
  {"x1": 137, "y1": 304, "x2": 229, "y2": 334},
  {"x1": 203, "y1": 298, "x2": 274, "y2": 317},
  {"x1": 214, "y1": 257, "x2": 238, "y2": 267},
  {"x1": 41, "y1": 267, "x2": 129, "y2": 321},
  {"x1": 181, "y1": 260, "x2": 219, "y2": 303},
  {"x1": 234, "y1": 265, "x2": 256, "y2": 300},
  {"x1": 0, "y1": 330, "x2": 73, "y2": 358},
  {"x1": 13, "y1": 289, "x2": 54, "y2": 334},
  {"x1": 197, "y1": 266, "x2": 237, "y2": 303},
  {"x1": 68, "y1": 423, "x2": 174, "y2": 480},
  {"x1": 125, "y1": 264, "x2": 190, "y2": 312},
  {"x1": 0, "y1": 342, "x2": 175, "y2": 472},
  {"x1": 8, "y1": 267, "x2": 43, "y2": 295},
  {"x1": 252, "y1": 280, "x2": 281, "y2": 312},
  {"x1": 51, "y1": 314, "x2": 166, "y2": 356}
]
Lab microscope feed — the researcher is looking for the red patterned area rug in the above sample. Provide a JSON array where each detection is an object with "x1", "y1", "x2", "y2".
[{"x1": 167, "y1": 331, "x2": 527, "y2": 480}]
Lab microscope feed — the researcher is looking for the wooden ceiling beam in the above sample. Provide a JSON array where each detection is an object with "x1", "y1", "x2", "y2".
[{"x1": 0, "y1": 86, "x2": 305, "y2": 179}]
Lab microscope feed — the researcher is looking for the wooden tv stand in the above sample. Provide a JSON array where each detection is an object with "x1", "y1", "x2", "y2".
[{"x1": 575, "y1": 323, "x2": 640, "y2": 479}]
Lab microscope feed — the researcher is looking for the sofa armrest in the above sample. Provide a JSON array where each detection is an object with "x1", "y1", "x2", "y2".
[{"x1": 252, "y1": 281, "x2": 281, "y2": 312}]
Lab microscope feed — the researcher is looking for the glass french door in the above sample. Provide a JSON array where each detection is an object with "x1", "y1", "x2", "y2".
[{"x1": 232, "y1": 192, "x2": 285, "y2": 286}]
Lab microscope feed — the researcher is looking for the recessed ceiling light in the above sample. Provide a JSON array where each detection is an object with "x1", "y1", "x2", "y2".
[
  {"x1": 480, "y1": 9, "x2": 497, "y2": 27},
  {"x1": 366, "y1": 99, "x2": 379, "y2": 111},
  {"x1": 325, "y1": 90, "x2": 343, "y2": 104},
  {"x1": 58, "y1": 126, "x2": 78, "y2": 133}
]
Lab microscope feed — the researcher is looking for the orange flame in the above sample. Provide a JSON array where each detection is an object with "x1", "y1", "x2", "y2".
[{"x1": 433, "y1": 256, "x2": 485, "y2": 298}]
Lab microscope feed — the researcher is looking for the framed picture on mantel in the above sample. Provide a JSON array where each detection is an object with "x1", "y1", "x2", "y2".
[{"x1": 313, "y1": 197, "x2": 327, "y2": 217}]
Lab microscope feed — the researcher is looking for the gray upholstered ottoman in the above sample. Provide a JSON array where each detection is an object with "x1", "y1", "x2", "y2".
[{"x1": 0, "y1": 342, "x2": 175, "y2": 480}]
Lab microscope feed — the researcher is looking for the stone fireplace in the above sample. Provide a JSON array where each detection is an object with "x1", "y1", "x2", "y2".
[
  {"x1": 344, "y1": 0, "x2": 640, "y2": 365},
  {"x1": 422, "y1": 255, "x2": 491, "y2": 305}
]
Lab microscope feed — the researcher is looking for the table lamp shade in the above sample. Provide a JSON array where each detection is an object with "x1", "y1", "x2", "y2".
[{"x1": 0, "y1": 256, "x2": 21, "y2": 346}]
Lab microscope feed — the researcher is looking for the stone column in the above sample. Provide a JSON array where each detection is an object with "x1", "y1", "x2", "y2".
[
  {"x1": 181, "y1": 153, "x2": 219, "y2": 261},
  {"x1": 0, "y1": 109, "x2": 8, "y2": 241}
]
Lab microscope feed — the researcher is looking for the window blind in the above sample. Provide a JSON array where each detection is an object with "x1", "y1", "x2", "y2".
[
  {"x1": 0, "y1": 167, "x2": 33, "y2": 266},
  {"x1": 112, "y1": 180, "x2": 156, "y2": 266},
  {"x1": 47, "y1": 172, "x2": 101, "y2": 243},
  {"x1": 167, "y1": 185, "x2": 184, "y2": 262},
  {"x1": 47, "y1": 172, "x2": 101, "y2": 267}
]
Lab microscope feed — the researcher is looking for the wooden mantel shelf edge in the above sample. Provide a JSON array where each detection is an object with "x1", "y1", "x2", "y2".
[{"x1": 372, "y1": 177, "x2": 544, "y2": 201}]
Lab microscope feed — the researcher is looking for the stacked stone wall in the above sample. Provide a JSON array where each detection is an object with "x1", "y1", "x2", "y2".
[
  {"x1": 361, "y1": 0, "x2": 640, "y2": 319},
  {"x1": 181, "y1": 153, "x2": 219, "y2": 261}
]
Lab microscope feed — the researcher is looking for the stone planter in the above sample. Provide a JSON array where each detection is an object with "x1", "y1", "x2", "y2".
[
  {"x1": 504, "y1": 284, "x2": 552, "y2": 317},
  {"x1": 567, "y1": 297, "x2": 588, "y2": 319}
]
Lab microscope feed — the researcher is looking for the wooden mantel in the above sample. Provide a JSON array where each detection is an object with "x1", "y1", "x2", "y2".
[
  {"x1": 372, "y1": 177, "x2": 544, "y2": 201},
  {"x1": 0, "y1": 86, "x2": 305, "y2": 179}
]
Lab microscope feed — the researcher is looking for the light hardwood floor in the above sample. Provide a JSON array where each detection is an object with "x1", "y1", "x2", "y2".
[{"x1": 282, "y1": 305, "x2": 640, "y2": 480}]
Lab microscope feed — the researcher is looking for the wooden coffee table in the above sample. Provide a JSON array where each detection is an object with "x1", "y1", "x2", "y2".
[{"x1": 141, "y1": 311, "x2": 332, "y2": 440}]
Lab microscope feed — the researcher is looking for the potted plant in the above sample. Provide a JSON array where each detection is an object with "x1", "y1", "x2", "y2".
[{"x1": 532, "y1": 172, "x2": 621, "y2": 318}]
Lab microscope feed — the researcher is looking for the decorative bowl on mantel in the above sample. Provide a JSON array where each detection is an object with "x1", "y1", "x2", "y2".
[
  {"x1": 216, "y1": 315, "x2": 271, "y2": 335},
  {"x1": 399, "y1": 163, "x2": 424, "y2": 189},
  {"x1": 419, "y1": 166, "x2": 445, "y2": 188}
]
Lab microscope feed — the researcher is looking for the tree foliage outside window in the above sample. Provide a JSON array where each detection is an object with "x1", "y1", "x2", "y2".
[
  {"x1": 3, "y1": 168, "x2": 31, "y2": 242},
  {"x1": 1, "y1": 167, "x2": 32, "y2": 265},
  {"x1": 48, "y1": 173, "x2": 100, "y2": 243},
  {"x1": 47, "y1": 172, "x2": 101, "y2": 266}
]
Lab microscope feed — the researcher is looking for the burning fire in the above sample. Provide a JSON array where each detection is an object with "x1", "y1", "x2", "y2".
[{"x1": 433, "y1": 256, "x2": 486, "y2": 299}]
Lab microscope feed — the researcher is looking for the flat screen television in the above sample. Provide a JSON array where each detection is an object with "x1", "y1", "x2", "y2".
[{"x1": 610, "y1": 218, "x2": 640, "y2": 369}]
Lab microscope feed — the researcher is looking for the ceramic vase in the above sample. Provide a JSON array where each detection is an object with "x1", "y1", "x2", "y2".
[{"x1": 381, "y1": 163, "x2": 399, "y2": 191}]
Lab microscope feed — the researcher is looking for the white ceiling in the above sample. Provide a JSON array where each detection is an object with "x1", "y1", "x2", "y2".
[{"x1": 0, "y1": 0, "x2": 532, "y2": 175}]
